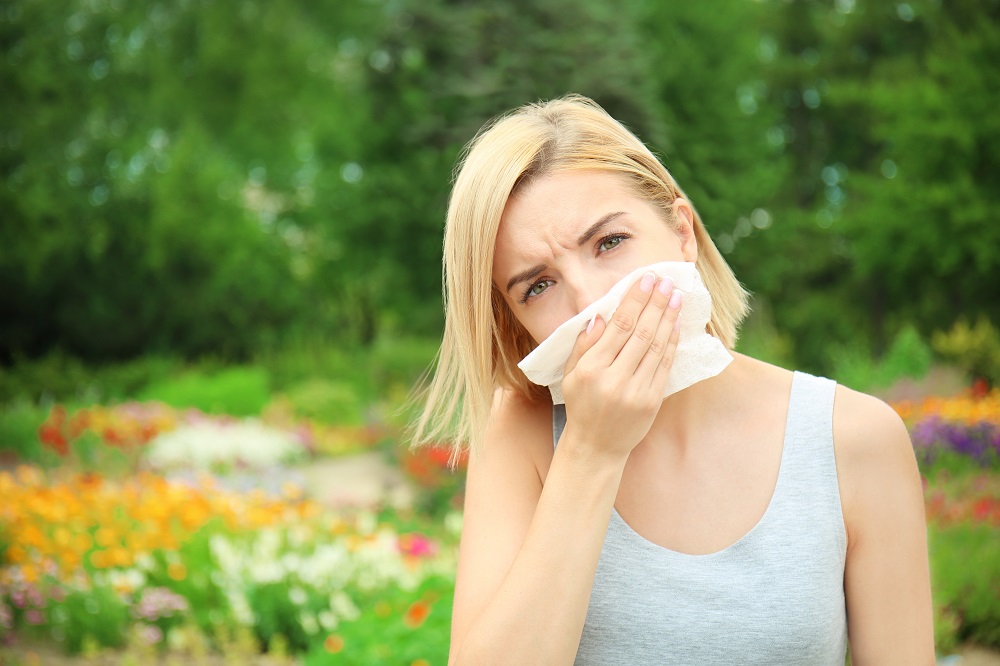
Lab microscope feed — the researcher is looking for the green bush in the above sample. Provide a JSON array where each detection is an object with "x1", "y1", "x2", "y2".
[
  {"x1": 256, "y1": 339, "x2": 373, "y2": 397},
  {"x1": 830, "y1": 324, "x2": 933, "y2": 392},
  {"x1": 0, "y1": 352, "x2": 181, "y2": 405},
  {"x1": 138, "y1": 366, "x2": 270, "y2": 416},
  {"x1": 280, "y1": 379, "x2": 366, "y2": 426},
  {"x1": 929, "y1": 521, "x2": 1000, "y2": 649},
  {"x1": 734, "y1": 301, "x2": 795, "y2": 369},
  {"x1": 0, "y1": 401, "x2": 51, "y2": 464},
  {"x1": 303, "y1": 575, "x2": 453, "y2": 666},
  {"x1": 49, "y1": 585, "x2": 131, "y2": 654},
  {"x1": 933, "y1": 316, "x2": 1000, "y2": 386},
  {"x1": 368, "y1": 337, "x2": 438, "y2": 390},
  {"x1": 880, "y1": 325, "x2": 933, "y2": 384}
]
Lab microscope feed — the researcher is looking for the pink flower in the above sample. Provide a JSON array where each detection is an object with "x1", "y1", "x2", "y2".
[
  {"x1": 137, "y1": 623, "x2": 164, "y2": 645},
  {"x1": 397, "y1": 533, "x2": 438, "y2": 558},
  {"x1": 0, "y1": 602, "x2": 13, "y2": 629}
]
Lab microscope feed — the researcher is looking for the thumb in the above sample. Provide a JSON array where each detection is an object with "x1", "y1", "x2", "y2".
[{"x1": 564, "y1": 314, "x2": 605, "y2": 376}]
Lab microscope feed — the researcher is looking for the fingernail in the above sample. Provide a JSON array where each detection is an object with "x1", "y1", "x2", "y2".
[
  {"x1": 657, "y1": 277, "x2": 674, "y2": 295},
  {"x1": 587, "y1": 315, "x2": 596, "y2": 334},
  {"x1": 668, "y1": 289, "x2": 683, "y2": 310},
  {"x1": 640, "y1": 272, "x2": 655, "y2": 292}
]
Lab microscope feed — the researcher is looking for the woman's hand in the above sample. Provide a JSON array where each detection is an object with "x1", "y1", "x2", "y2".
[{"x1": 560, "y1": 272, "x2": 683, "y2": 463}]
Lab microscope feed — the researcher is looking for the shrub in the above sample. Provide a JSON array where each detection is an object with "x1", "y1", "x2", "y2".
[
  {"x1": 933, "y1": 316, "x2": 1000, "y2": 387},
  {"x1": 928, "y1": 521, "x2": 1000, "y2": 649},
  {"x1": 279, "y1": 379, "x2": 366, "y2": 426},
  {"x1": 831, "y1": 324, "x2": 933, "y2": 391},
  {"x1": 303, "y1": 575, "x2": 453, "y2": 666},
  {"x1": 139, "y1": 366, "x2": 270, "y2": 416},
  {"x1": 0, "y1": 401, "x2": 51, "y2": 464},
  {"x1": 0, "y1": 352, "x2": 181, "y2": 405}
]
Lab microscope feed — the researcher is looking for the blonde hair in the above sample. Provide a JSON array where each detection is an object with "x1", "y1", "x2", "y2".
[{"x1": 411, "y1": 94, "x2": 750, "y2": 459}]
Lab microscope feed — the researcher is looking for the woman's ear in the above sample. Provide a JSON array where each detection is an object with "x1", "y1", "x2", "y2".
[{"x1": 671, "y1": 198, "x2": 699, "y2": 262}]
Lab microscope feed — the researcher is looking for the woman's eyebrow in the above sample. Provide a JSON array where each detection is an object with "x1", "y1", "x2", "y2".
[
  {"x1": 504, "y1": 212, "x2": 628, "y2": 294},
  {"x1": 576, "y1": 211, "x2": 627, "y2": 245},
  {"x1": 505, "y1": 263, "x2": 546, "y2": 294}
]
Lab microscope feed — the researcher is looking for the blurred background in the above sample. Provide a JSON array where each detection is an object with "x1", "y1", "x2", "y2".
[{"x1": 1, "y1": 0, "x2": 998, "y2": 663}]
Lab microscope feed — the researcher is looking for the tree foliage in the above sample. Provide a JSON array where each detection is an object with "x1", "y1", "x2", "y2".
[{"x1": 2, "y1": 0, "x2": 997, "y2": 371}]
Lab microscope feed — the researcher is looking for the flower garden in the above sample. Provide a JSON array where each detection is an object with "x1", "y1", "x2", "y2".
[{"x1": 1, "y1": 378, "x2": 998, "y2": 663}]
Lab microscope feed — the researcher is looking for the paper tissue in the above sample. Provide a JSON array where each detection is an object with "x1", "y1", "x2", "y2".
[{"x1": 517, "y1": 262, "x2": 733, "y2": 404}]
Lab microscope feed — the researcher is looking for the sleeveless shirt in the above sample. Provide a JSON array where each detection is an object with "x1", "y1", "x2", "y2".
[{"x1": 552, "y1": 371, "x2": 848, "y2": 665}]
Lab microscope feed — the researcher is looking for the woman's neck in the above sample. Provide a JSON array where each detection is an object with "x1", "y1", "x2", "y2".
[{"x1": 643, "y1": 352, "x2": 777, "y2": 457}]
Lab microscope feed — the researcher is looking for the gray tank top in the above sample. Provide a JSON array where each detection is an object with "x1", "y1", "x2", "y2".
[{"x1": 552, "y1": 371, "x2": 848, "y2": 664}]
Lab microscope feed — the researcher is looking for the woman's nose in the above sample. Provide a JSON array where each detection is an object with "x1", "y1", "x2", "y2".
[{"x1": 570, "y1": 272, "x2": 614, "y2": 315}]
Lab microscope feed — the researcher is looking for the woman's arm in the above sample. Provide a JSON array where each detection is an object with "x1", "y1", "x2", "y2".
[
  {"x1": 448, "y1": 391, "x2": 628, "y2": 665},
  {"x1": 449, "y1": 275, "x2": 683, "y2": 665},
  {"x1": 834, "y1": 386, "x2": 935, "y2": 665}
]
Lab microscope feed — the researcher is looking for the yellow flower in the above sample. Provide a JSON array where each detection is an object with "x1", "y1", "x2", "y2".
[
  {"x1": 21, "y1": 563, "x2": 39, "y2": 583},
  {"x1": 95, "y1": 527, "x2": 117, "y2": 548},
  {"x1": 168, "y1": 562, "x2": 187, "y2": 581},
  {"x1": 110, "y1": 547, "x2": 131, "y2": 568}
]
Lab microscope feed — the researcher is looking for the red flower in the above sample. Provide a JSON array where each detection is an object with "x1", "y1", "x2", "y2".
[{"x1": 404, "y1": 600, "x2": 431, "y2": 628}]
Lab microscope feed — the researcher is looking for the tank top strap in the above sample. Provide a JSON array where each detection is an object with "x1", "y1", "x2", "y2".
[
  {"x1": 772, "y1": 370, "x2": 847, "y2": 554},
  {"x1": 784, "y1": 370, "x2": 838, "y2": 457},
  {"x1": 553, "y1": 403, "x2": 567, "y2": 449}
]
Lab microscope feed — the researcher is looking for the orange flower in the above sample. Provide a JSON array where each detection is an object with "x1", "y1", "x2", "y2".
[
  {"x1": 404, "y1": 600, "x2": 431, "y2": 628},
  {"x1": 324, "y1": 634, "x2": 345, "y2": 653}
]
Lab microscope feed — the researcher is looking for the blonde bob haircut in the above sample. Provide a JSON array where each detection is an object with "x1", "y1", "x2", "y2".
[{"x1": 412, "y1": 94, "x2": 750, "y2": 460}]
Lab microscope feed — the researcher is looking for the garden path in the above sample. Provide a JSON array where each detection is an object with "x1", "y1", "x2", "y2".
[{"x1": 295, "y1": 451, "x2": 416, "y2": 510}]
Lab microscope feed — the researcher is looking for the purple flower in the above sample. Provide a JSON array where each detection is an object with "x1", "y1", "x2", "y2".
[{"x1": 911, "y1": 416, "x2": 1000, "y2": 467}]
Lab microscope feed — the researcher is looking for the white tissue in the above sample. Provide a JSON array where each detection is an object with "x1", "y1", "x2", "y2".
[{"x1": 517, "y1": 262, "x2": 733, "y2": 404}]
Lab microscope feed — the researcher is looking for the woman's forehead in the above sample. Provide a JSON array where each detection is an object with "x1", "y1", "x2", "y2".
[
  {"x1": 498, "y1": 171, "x2": 636, "y2": 244},
  {"x1": 491, "y1": 170, "x2": 658, "y2": 288}
]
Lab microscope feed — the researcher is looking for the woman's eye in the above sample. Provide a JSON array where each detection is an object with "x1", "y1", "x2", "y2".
[
  {"x1": 599, "y1": 235, "x2": 625, "y2": 252},
  {"x1": 530, "y1": 279, "x2": 552, "y2": 296},
  {"x1": 521, "y1": 278, "x2": 553, "y2": 303}
]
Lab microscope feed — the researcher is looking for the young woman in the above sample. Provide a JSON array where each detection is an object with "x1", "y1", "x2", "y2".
[{"x1": 414, "y1": 95, "x2": 934, "y2": 665}]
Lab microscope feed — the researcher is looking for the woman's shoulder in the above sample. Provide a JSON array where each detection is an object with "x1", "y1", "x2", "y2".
[
  {"x1": 831, "y1": 382, "x2": 913, "y2": 477},
  {"x1": 830, "y1": 382, "x2": 921, "y2": 549},
  {"x1": 479, "y1": 387, "x2": 555, "y2": 479}
]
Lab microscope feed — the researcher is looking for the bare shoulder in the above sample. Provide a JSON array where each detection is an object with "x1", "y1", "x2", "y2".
[
  {"x1": 831, "y1": 384, "x2": 923, "y2": 547},
  {"x1": 832, "y1": 384, "x2": 914, "y2": 473},
  {"x1": 477, "y1": 388, "x2": 554, "y2": 482}
]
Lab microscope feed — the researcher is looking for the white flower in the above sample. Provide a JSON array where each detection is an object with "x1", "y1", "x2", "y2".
[
  {"x1": 135, "y1": 553, "x2": 156, "y2": 572},
  {"x1": 299, "y1": 612, "x2": 319, "y2": 635},
  {"x1": 146, "y1": 420, "x2": 303, "y2": 470},
  {"x1": 329, "y1": 591, "x2": 360, "y2": 622},
  {"x1": 289, "y1": 587, "x2": 308, "y2": 606},
  {"x1": 318, "y1": 610, "x2": 338, "y2": 631}
]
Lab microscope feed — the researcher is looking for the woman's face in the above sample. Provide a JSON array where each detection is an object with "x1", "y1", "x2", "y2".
[{"x1": 492, "y1": 170, "x2": 697, "y2": 344}]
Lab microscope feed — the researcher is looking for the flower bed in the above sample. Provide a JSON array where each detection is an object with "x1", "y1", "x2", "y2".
[
  {"x1": 892, "y1": 388, "x2": 1000, "y2": 471},
  {"x1": 395, "y1": 444, "x2": 469, "y2": 517},
  {"x1": 924, "y1": 473, "x2": 1000, "y2": 652},
  {"x1": 893, "y1": 390, "x2": 1000, "y2": 650},
  {"x1": 34, "y1": 401, "x2": 384, "y2": 475},
  {"x1": 0, "y1": 466, "x2": 457, "y2": 662}
]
